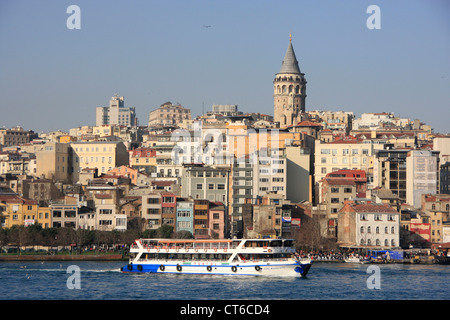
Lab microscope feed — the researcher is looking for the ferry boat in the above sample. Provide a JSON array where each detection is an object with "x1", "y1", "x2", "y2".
[{"x1": 121, "y1": 238, "x2": 312, "y2": 277}]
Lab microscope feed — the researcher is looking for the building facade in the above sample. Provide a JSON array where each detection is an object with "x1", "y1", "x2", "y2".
[
  {"x1": 273, "y1": 35, "x2": 307, "y2": 127},
  {"x1": 96, "y1": 94, "x2": 137, "y2": 127},
  {"x1": 337, "y1": 200, "x2": 400, "y2": 249},
  {"x1": 148, "y1": 101, "x2": 191, "y2": 127}
]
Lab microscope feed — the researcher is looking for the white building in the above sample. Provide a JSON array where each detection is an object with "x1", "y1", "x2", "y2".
[
  {"x1": 406, "y1": 150, "x2": 439, "y2": 208},
  {"x1": 338, "y1": 200, "x2": 400, "y2": 249}
]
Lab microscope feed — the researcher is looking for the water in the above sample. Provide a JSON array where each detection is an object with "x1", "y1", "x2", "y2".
[{"x1": 0, "y1": 261, "x2": 449, "y2": 300}]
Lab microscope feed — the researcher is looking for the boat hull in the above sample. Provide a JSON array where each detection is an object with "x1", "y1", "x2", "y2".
[{"x1": 121, "y1": 260, "x2": 311, "y2": 277}]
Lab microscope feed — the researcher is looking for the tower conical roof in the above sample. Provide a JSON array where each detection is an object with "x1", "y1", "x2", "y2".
[{"x1": 278, "y1": 37, "x2": 301, "y2": 74}]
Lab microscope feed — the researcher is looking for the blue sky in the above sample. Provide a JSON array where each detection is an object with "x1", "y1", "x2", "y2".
[{"x1": 0, "y1": 0, "x2": 449, "y2": 133}]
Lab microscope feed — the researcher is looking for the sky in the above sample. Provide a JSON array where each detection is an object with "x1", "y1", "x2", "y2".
[{"x1": 0, "y1": 0, "x2": 449, "y2": 134}]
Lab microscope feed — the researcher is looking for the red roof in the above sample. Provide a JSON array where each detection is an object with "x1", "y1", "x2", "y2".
[{"x1": 295, "y1": 121, "x2": 322, "y2": 127}]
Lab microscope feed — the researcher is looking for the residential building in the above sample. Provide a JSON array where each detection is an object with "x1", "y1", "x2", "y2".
[
  {"x1": 352, "y1": 112, "x2": 411, "y2": 131},
  {"x1": 129, "y1": 147, "x2": 157, "y2": 174},
  {"x1": 337, "y1": 199, "x2": 400, "y2": 249},
  {"x1": 209, "y1": 202, "x2": 226, "y2": 239},
  {"x1": 252, "y1": 148, "x2": 287, "y2": 199},
  {"x1": 181, "y1": 164, "x2": 229, "y2": 204},
  {"x1": 421, "y1": 194, "x2": 450, "y2": 244},
  {"x1": 50, "y1": 197, "x2": 78, "y2": 228},
  {"x1": 0, "y1": 195, "x2": 46, "y2": 228},
  {"x1": 96, "y1": 94, "x2": 137, "y2": 127},
  {"x1": 84, "y1": 182, "x2": 126, "y2": 231},
  {"x1": 0, "y1": 127, "x2": 34, "y2": 147},
  {"x1": 243, "y1": 193, "x2": 296, "y2": 239},
  {"x1": 441, "y1": 161, "x2": 450, "y2": 195},
  {"x1": 373, "y1": 148, "x2": 439, "y2": 206},
  {"x1": 35, "y1": 141, "x2": 72, "y2": 183},
  {"x1": 194, "y1": 199, "x2": 209, "y2": 239},
  {"x1": 161, "y1": 192, "x2": 176, "y2": 230},
  {"x1": 176, "y1": 198, "x2": 194, "y2": 235},
  {"x1": 148, "y1": 101, "x2": 191, "y2": 127},
  {"x1": 70, "y1": 141, "x2": 129, "y2": 182},
  {"x1": 142, "y1": 193, "x2": 162, "y2": 230},
  {"x1": 306, "y1": 110, "x2": 354, "y2": 135},
  {"x1": 406, "y1": 150, "x2": 440, "y2": 208},
  {"x1": 285, "y1": 145, "x2": 313, "y2": 203},
  {"x1": 314, "y1": 138, "x2": 384, "y2": 183}
]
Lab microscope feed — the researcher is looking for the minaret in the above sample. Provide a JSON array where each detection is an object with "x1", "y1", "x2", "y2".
[{"x1": 273, "y1": 34, "x2": 307, "y2": 127}]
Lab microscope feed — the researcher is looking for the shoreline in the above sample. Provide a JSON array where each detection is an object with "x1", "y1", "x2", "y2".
[{"x1": 0, "y1": 254, "x2": 128, "y2": 262}]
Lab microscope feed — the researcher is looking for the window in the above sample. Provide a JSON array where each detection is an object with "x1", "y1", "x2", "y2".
[
  {"x1": 196, "y1": 184, "x2": 203, "y2": 190},
  {"x1": 331, "y1": 198, "x2": 340, "y2": 204},
  {"x1": 331, "y1": 187, "x2": 339, "y2": 193},
  {"x1": 217, "y1": 184, "x2": 225, "y2": 190},
  {"x1": 208, "y1": 184, "x2": 214, "y2": 190}
]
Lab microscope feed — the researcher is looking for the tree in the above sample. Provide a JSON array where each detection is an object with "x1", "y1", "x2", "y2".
[
  {"x1": 156, "y1": 225, "x2": 173, "y2": 238},
  {"x1": 173, "y1": 230, "x2": 193, "y2": 239}
]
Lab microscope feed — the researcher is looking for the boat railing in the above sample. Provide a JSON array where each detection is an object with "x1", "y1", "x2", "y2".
[{"x1": 134, "y1": 257, "x2": 293, "y2": 263}]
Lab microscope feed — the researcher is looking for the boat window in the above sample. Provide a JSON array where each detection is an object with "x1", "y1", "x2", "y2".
[
  {"x1": 283, "y1": 240, "x2": 293, "y2": 247},
  {"x1": 269, "y1": 240, "x2": 282, "y2": 247}
]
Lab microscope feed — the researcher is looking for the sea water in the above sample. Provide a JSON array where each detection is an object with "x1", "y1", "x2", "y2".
[{"x1": 0, "y1": 261, "x2": 449, "y2": 300}]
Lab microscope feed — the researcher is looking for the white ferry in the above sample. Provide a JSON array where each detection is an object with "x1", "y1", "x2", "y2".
[{"x1": 121, "y1": 238, "x2": 312, "y2": 277}]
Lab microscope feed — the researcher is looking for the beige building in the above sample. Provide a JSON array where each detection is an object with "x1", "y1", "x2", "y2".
[
  {"x1": 314, "y1": 139, "x2": 384, "y2": 183},
  {"x1": 0, "y1": 127, "x2": 33, "y2": 147},
  {"x1": 35, "y1": 142, "x2": 72, "y2": 183},
  {"x1": 421, "y1": 194, "x2": 450, "y2": 244},
  {"x1": 285, "y1": 145, "x2": 312, "y2": 203},
  {"x1": 96, "y1": 94, "x2": 137, "y2": 127},
  {"x1": 148, "y1": 101, "x2": 191, "y2": 127},
  {"x1": 70, "y1": 141, "x2": 129, "y2": 182},
  {"x1": 273, "y1": 36, "x2": 307, "y2": 128}
]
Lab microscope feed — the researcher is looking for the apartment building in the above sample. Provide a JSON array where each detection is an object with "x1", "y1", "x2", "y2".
[
  {"x1": 209, "y1": 202, "x2": 226, "y2": 239},
  {"x1": 176, "y1": 198, "x2": 194, "y2": 235},
  {"x1": 148, "y1": 101, "x2": 191, "y2": 127},
  {"x1": 285, "y1": 145, "x2": 312, "y2": 203},
  {"x1": 421, "y1": 194, "x2": 450, "y2": 244},
  {"x1": 50, "y1": 197, "x2": 78, "y2": 228},
  {"x1": 70, "y1": 141, "x2": 129, "y2": 182},
  {"x1": 141, "y1": 193, "x2": 162, "y2": 230},
  {"x1": 181, "y1": 164, "x2": 229, "y2": 203},
  {"x1": 252, "y1": 148, "x2": 287, "y2": 199},
  {"x1": 373, "y1": 148, "x2": 439, "y2": 206},
  {"x1": 314, "y1": 138, "x2": 384, "y2": 183},
  {"x1": 129, "y1": 147, "x2": 157, "y2": 174},
  {"x1": 406, "y1": 150, "x2": 440, "y2": 209},
  {"x1": 0, "y1": 127, "x2": 34, "y2": 147},
  {"x1": 194, "y1": 199, "x2": 209, "y2": 239},
  {"x1": 0, "y1": 195, "x2": 50, "y2": 228},
  {"x1": 96, "y1": 94, "x2": 137, "y2": 127}
]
